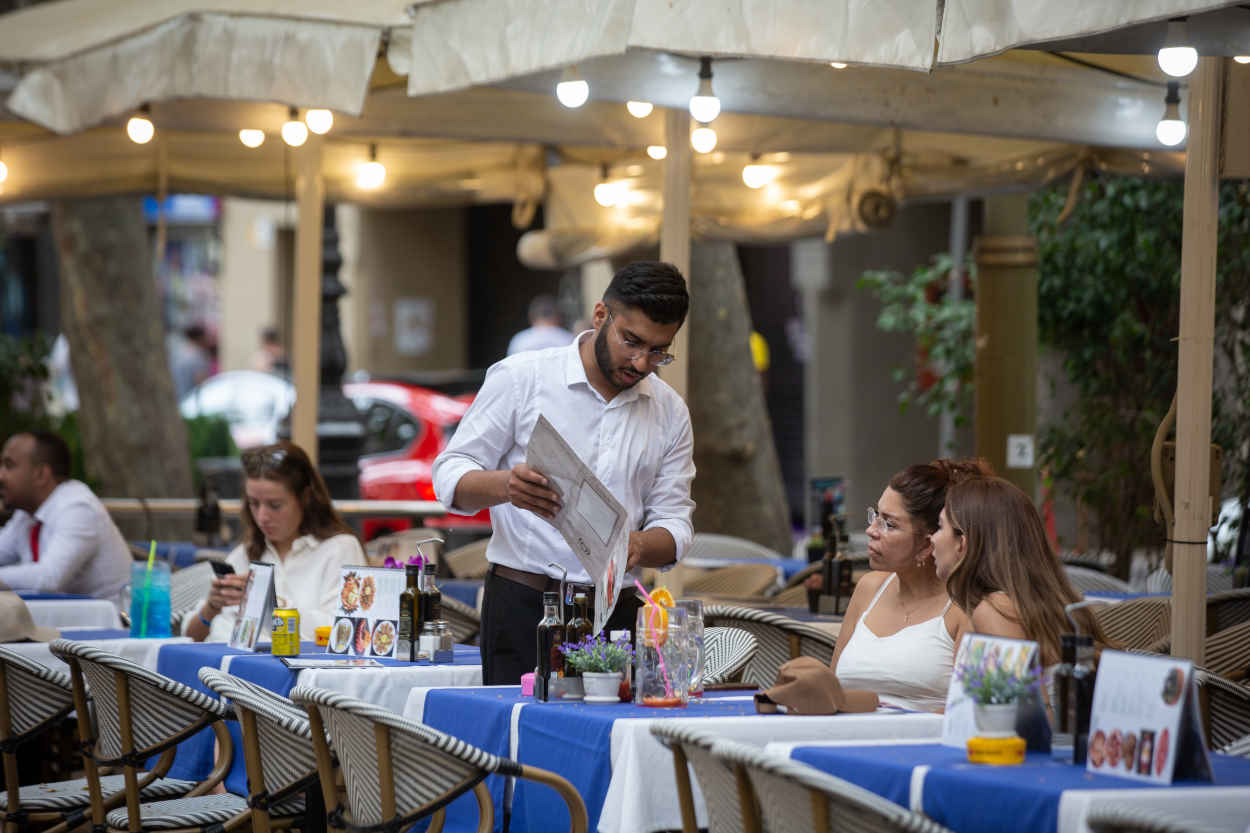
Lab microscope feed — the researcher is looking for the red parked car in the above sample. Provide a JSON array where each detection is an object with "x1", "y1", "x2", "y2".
[{"x1": 344, "y1": 379, "x2": 490, "y2": 539}]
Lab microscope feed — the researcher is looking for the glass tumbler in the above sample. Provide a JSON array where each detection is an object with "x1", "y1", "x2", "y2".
[
  {"x1": 126, "y1": 561, "x2": 172, "y2": 638},
  {"x1": 676, "y1": 599, "x2": 705, "y2": 697},
  {"x1": 634, "y1": 605, "x2": 689, "y2": 707}
]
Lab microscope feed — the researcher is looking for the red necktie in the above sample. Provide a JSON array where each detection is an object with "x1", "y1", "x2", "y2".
[{"x1": 29, "y1": 520, "x2": 42, "y2": 563}]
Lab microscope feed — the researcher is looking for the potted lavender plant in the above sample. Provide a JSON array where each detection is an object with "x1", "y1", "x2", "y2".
[
  {"x1": 955, "y1": 652, "x2": 1040, "y2": 737},
  {"x1": 560, "y1": 634, "x2": 634, "y2": 702}
]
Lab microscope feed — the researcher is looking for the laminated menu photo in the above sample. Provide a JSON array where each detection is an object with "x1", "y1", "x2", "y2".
[
  {"x1": 327, "y1": 565, "x2": 404, "y2": 659},
  {"x1": 1086, "y1": 650, "x2": 1212, "y2": 784},
  {"x1": 228, "y1": 563, "x2": 275, "y2": 651}
]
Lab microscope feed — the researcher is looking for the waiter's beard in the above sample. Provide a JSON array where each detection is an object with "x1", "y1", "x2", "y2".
[{"x1": 594, "y1": 326, "x2": 646, "y2": 391}]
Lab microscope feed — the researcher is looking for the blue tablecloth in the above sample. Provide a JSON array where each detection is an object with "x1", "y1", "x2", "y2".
[
  {"x1": 440, "y1": 579, "x2": 482, "y2": 609},
  {"x1": 129, "y1": 541, "x2": 229, "y2": 569},
  {"x1": 18, "y1": 592, "x2": 93, "y2": 601},
  {"x1": 61, "y1": 628, "x2": 132, "y2": 640},
  {"x1": 420, "y1": 686, "x2": 756, "y2": 833},
  {"x1": 790, "y1": 744, "x2": 1250, "y2": 833}
]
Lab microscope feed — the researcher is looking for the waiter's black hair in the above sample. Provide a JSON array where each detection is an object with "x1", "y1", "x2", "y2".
[
  {"x1": 29, "y1": 431, "x2": 71, "y2": 480},
  {"x1": 604, "y1": 261, "x2": 689, "y2": 326}
]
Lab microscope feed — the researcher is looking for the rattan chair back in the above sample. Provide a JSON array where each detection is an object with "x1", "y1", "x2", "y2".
[
  {"x1": 703, "y1": 605, "x2": 837, "y2": 688},
  {"x1": 702, "y1": 627, "x2": 758, "y2": 686},
  {"x1": 649, "y1": 723, "x2": 747, "y2": 833},
  {"x1": 1085, "y1": 804, "x2": 1229, "y2": 833}
]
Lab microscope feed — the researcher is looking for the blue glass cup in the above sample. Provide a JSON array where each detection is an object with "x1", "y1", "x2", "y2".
[{"x1": 127, "y1": 561, "x2": 172, "y2": 638}]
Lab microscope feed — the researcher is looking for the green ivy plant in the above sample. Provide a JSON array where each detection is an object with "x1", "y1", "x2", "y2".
[{"x1": 857, "y1": 254, "x2": 977, "y2": 427}]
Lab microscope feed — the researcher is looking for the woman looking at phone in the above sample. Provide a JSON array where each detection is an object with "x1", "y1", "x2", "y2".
[{"x1": 185, "y1": 442, "x2": 364, "y2": 642}]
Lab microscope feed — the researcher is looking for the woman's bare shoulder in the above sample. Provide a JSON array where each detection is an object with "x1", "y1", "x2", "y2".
[{"x1": 971, "y1": 592, "x2": 1027, "y2": 639}]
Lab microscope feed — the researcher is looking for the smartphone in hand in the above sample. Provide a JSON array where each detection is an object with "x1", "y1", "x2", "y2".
[{"x1": 209, "y1": 561, "x2": 235, "y2": 577}]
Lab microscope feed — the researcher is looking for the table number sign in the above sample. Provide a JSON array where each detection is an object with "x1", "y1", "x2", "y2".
[
  {"x1": 229, "y1": 563, "x2": 276, "y2": 650},
  {"x1": 1086, "y1": 650, "x2": 1212, "y2": 784},
  {"x1": 327, "y1": 565, "x2": 404, "y2": 658},
  {"x1": 942, "y1": 634, "x2": 1047, "y2": 750}
]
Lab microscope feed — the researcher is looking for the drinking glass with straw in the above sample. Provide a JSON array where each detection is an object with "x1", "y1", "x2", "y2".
[
  {"x1": 633, "y1": 580, "x2": 675, "y2": 699},
  {"x1": 139, "y1": 540, "x2": 156, "y2": 638}
]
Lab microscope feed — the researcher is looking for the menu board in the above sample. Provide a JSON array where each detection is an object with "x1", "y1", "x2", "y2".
[
  {"x1": 942, "y1": 634, "x2": 1044, "y2": 749},
  {"x1": 229, "y1": 563, "x2": 276, "y2": 651},
  {"x1": 326, "y1": 566, "x2": 403, "y2": 659},
  {"x1": 1087, "y1": 650, "x2": 1212, "y2": 784}
]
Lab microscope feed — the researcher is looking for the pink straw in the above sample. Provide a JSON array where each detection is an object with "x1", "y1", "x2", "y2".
[{"x1": 633, "y1": 580, "x2": 674, "y2": 698}]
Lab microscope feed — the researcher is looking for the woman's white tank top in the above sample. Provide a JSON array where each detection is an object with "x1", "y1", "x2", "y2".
[{"x1": 834, "y1": 573, "x2": 956, "y2": 712}]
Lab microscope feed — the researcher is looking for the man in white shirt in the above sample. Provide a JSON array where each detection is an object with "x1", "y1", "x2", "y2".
[
  {"x1": 0, "y1": 432, "x2": 131, "y2": 603},
  {"x1": 506, "y1": 294, "x2": 575, "y2": 356},
  {"x1": 434, "y1": 261, "x2": 696, "y2": 684}
]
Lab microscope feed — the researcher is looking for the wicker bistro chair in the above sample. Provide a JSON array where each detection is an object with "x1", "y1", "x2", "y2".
[
  {"x1": 685, "y1": 566, "x2": 783, "y2": 599},
  {"x1": 687, "y1": 534, "x2": 788, "y2": 563},
  {"x1": 1085, "y1": 804, "x2": 1229, "y2": 833},
  {"x1": 1195, "y1": 667, "x2": 1250, "y2": 750},
  {"x1": 48, "y1": 640, "x2": 249, "y2": 833},
  {"x1": 1205, "y1": 589, "x2": 1250, "y2": 635},
  {"x1": 1218, "y1": 732, "x2": 1250, "y2": 757},
  {"x1": 197, "y1": 669, "x2": 326, "y2": 833},
  {"x1": 1092, "y1": 597, "x2": 1172, "y2": 651},
  {"x1": 703, "y1": 606, "x2": 838, "y2": 689},
  {"x1": 1064, "y1": 566, "x2": 1133, "y2": 595},
  {"x1": 289, "y1": 685, "x2": 588, "y2": 833},
  {"x1": 441, "y1": 595, "x2": 481, "y2": 645},
  {"x1": 443, "y1": 538, "x2": 490, "y2": 580},
  {"x1": 711, "y1": 737, "x2": 952, "y2": 833},
  {"x1": 702, "y1": 627, "x2": 758, "y2": 687},
  {"x1": 1202, "y1": 620, "x2": 1250, "y2": 681},
  {"x1": 170, "y1": 562, "x2": 216, "y2": 635},
  {"x1": 650, "y1": 723, "x2": 749, "y2": 833}
]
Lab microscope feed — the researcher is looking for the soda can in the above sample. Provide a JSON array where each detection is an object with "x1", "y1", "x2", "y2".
[{"x1": 271, "y1": 608, "x2": 300, "y2": 656}]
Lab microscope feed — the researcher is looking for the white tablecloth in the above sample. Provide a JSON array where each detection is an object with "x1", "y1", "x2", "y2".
[
  {"x1": 27, "y1": 599, "x2": 122, "y2": 629},
  {"x1": 7, "y1": 636, "x2": 191, "y2": 674}
]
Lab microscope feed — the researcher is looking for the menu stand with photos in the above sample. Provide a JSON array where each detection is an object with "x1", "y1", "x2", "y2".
[
  {"x1": 229, "y1": 563, "x2": 277, "y2": 651},
  {"x1": 942, "y1": 634, "x2": 1050, "y2": 764},
  {"x1": 328, "y1": 566, "x2": 404, "y2": 659},
  {"x1": 1086, "y1": 650, "x2": 1212, "y2": 784}
]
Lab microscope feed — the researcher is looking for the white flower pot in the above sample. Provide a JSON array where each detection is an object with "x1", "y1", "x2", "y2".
[
  {"x1": 582, "y1": 671, "x2": 623, "y2": 702},
  {"x1": 973, "y1": 702, "x2": 1019, "y2": 737}
]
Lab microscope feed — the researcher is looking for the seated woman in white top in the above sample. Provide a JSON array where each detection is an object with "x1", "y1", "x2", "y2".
[
  {"x1": 831, "y1": 459, "x2": 989, "y2": 712},
  {"x1": 186, "y1": 442, "x2": 365, "y2": 643}
]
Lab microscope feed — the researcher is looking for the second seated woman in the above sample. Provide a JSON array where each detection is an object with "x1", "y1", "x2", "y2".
[
  {"x1": 831, "y1": 459, "x2": 991, "y2": 712},
  {"x1": 186, "y1": 441, "x2": 365, "y2": 643}
]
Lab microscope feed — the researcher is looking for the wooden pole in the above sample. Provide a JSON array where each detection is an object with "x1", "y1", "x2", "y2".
[
  {"x1": 660, "y1": 107, "x2": 692, "y2": 401},
  {"x1": 1171, "y1": 57, "x2": 1224, "y2": 664},
  {"x1": 291, "y1": 135, "x2": 325, "y2": 463}
]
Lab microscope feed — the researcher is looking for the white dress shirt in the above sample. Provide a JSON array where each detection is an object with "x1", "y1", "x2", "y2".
[
  {"x1": 433, "y1": 333, "x2": 696, "y2": 584},
  {"x1": 195, "y1": 533, "x2": 365, "y2": 642},
  {"x1": 0, "y1": 480, "x2": 131, "y2": 603}
]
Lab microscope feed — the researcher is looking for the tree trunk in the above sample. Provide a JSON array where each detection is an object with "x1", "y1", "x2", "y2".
[
  {"x1": 688, "y1": 241, "x2": 792, "y2": 557},
  {"x1": 52, "y1": 197, "x2": 193, "y2": 539}
]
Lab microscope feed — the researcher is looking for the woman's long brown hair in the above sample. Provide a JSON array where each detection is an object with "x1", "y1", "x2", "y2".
[
  {"x1": 944, "y1": 475, "x2": 1104, "y2": 665},
  {"x1": 239, "y1": 442, "x2": 356, "y2": 562}
]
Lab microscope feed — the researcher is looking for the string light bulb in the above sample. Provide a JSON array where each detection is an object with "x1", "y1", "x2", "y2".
[
  {"x1": 0, "y1": 159, "x2": 6, "y2": 184},
  {"x1": 238, "y1": 129, "x2": 265, "y2": 148},
  {"x1": 126, "y1": 104, "x2": 155, "y2": 144},
  {"x1": 688, "y1": 56, "x2": 721, "y2": 123},
  {"x1": 305, "y1": 108, "x2": 333, "y2": 135},
  {"x1": 593, "y1": 164, "x2": 620, "y2": 207},
  {"x1": 626, "y1": 100, "x2": 653, "y2": 118},
  {"x1": 1235, "y1": 56, "x2": 1250, "y2": 64},
  {"x1": 742, "y1": 155, "x2": 778, "y2": 189},
  {"x1": 556, "y1": 66, "x2": 590, "y2": 108},
  {"x1": 1157, "y1": 18, "x2": 1198, "y2": 77},
  {"x1": 1155, "y1": 81, "x2": 1187, "y2": 146},
  {"x1": 691, "y1": 126, "x2": 718, "y2": 153},
  {"x1": 281, "y1": 107, "x2": 309, "y2": 147},
  {"x1": 646, "y1": 145, "x2": 668, "y2": 160},
  {"x1": 355, "y1": 144, "x2": 386, "y2": 189},
  {"x1": 829, "y1": 62, "x2": 847, "y2": 69}
]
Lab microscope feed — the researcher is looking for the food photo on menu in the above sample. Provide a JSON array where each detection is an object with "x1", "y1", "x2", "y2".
[{"x1": 329, "y1": 567, "x2": 403, "y2": 658}]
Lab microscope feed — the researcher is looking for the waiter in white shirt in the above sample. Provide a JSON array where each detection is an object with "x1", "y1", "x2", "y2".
[
  {"x1": 434, "y1": 262, "x2": 696, "y2": 684},
  {"x1": 0, "y1": 431, "x2": 131, "y2": 603}
]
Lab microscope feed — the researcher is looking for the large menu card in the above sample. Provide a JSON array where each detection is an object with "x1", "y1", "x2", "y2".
[
  {"x1": 327, "y1": 565, "x2": 404, "y2": 659},
  {"x1": 942, "y1": 634, "x2": 1045, "y2": 749},
  {"x1": 1087, "y1": 650, "x2": 1212, "y2": 784},
  {"x1": 228, "y1": 563, "x2": 275, "y2": 650}
]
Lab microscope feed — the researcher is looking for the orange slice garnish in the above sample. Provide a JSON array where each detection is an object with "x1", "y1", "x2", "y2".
[
  {"x1": 641, "y1": 603, "x2": 669, "y2": 646},
  {"x1": 650, "y1": 587, "x2": 675, "y2": 608}
]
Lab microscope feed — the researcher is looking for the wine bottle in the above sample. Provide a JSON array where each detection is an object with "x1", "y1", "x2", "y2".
[
  {"x1": 397, "y1": 563, "x2": 421, "y2": 662},
  {"x1": 536, "y1": 591, "x2": 565, "y2": 701}
]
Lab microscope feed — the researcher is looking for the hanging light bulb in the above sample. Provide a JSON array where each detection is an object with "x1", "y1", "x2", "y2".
[
  {"x1": 626, "y1": 100, "x2": 654, "y2": 118},
  {"x1": 1155, "y1": 81, "x2": 1187, "y2": 146},
  {"x1": 742, "y1": 155, "x2": 778, "y2": 189},
  {"x1": 355, "y1": 144, "x2": 387, "y2": 189},
  {"x1": 1235, "y1": 56, "x2": 1250, "y2": 64},
  {"x1": 688, "y1": 56, "x2": 721, "y2": 123},
  {"x1": 593, "y1": 164, "x2": 620, "y2": 207},
  {"x1": 556, "y1": 66, "x2": 590, "y2": 108},
  {"x1": 281, "y1": 107, "x2": 309, "y2": 147},
  {"x1": 0, "y1": 159, "x2": 7, "y2": 184},
  {"x1": 691, "y1": 126, "x2": 717, "y2": 154},
  {"x1": 1157, "y1": 18, "x2": 1198, "y2": 77},
  {"x1": 646, "y1": 145, "x2": 668, "y2": 160},
  {"x1": 126, "y1": 104, "x2": 155, "y2": 144},
  {"x1": 305, "y1": 108, "x2": 334, "y2": 135},
  {"x1": 238, "y1": 129, "x2": 265, "y2": 148},
  {"x1": 829, "y1": 62, "x2": 847, "y2": 69}
]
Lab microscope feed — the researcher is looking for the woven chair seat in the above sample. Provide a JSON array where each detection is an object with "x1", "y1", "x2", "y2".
[
  {"x1": 1093, "y1": 597, "x2": 1171, "y2": 651},
  {"x1": 1065, "y1": 565, "x2": 1133, "y2": 595},
  {"x1": 443, "y1": 538, "x2": 490, "y2": 579},
  {"x1": 703, "y1": 604, "x2": 837, "y2": 688},
  {"x1": 1203, "y1": 620, "x2": 1250, "y2": 680},
  {"x1": 104, "y1": 794, "x2": 248, "y2": 830},
  {"x1": 702, "y1": 626, "x2": 757, "y2": 686},
  {"x1": 1195, "y1": 668, "x2": 1250, "y2": 750},
  {"x1": 685, "y1": 565, "x2": 780, "y2": 598},
  {"x1": 1206, "y1": 589, "x2": 1250, "y2": 635},
  {"x1": 1085, "y1": 803, "x2": 1229, "y2": 833},
  {"x1": 1, "y1": 774, "x2": 197, "y2": 812}
]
